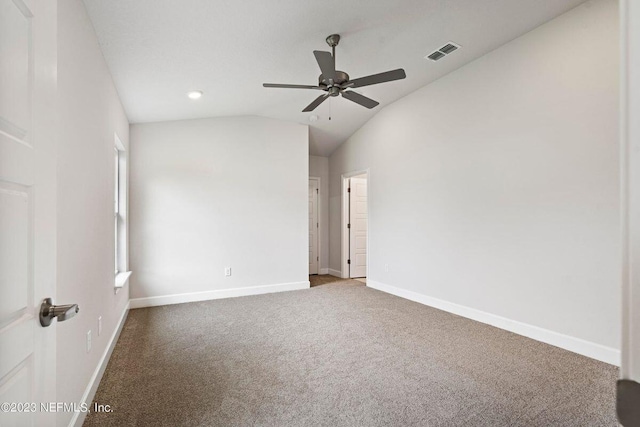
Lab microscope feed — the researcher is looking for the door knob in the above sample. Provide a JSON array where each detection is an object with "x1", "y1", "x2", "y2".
[{"x1": 39, "y1": 298, "x2": 79, "y2": 327}]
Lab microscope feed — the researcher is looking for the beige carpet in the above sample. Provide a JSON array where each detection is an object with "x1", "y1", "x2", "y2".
[
  {"x1": 309, "y1": 274, "x2": 351, "y2": 287},
  {"x1": 84, "y1": 283, "x2": 618, "y2": 426}
]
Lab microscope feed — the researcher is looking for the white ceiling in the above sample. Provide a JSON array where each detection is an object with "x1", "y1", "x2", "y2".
[{"x1": 83, "y1": 0, "x2": 587, "y2": 156}]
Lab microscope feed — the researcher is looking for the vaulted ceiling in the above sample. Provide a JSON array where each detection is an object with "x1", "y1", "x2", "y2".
[{"x1": 83, "y1": 0, "x2": 587, "y2": 156}]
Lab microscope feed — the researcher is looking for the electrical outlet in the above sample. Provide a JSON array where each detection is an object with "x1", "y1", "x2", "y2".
[
  {"x1": 225, "y1": 267, "x2": 231, "y2": 277},
  {"x1": 98, "y1": 316, "x2": 102, "y2": 336},
  {"x1": 87, "y1": 330, "x2": 92, "y2": 353}
]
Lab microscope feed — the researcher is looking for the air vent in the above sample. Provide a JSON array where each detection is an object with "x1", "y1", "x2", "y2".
[
  {"x1": 427, "y1": 51, "x2": 445, "y2": 61},
  {"x1": 439, "y1": 43, "x2": 458, "y2": 54},
  {"x1": 425, "y1": 41, "x2": 461, "y2": 61}
]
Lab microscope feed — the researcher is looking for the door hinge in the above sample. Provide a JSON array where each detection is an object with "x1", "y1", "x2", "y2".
[
  {"x1": 317, "y1": 256, "x2": 319, "y2": 261},
  {"x1": 347, "y1": 259, "x2": 351, "y2": 264},
  {"x1": 317, "y1": 222, "x2": 319, "y2": 228},
  {"x1": 348, "y1": 187, "x2": 351, "y2": 193},
  {"x1": 347, "y1": 223, "x2": 351, "y2": 229},
  {"x1": 316, "y1": 188, "x2": 319, "y2": 194}
]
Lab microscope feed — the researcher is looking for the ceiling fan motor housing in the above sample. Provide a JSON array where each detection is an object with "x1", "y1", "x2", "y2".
[{"x1": 319, "y1": 71, "x2": 350, "y2": 90}]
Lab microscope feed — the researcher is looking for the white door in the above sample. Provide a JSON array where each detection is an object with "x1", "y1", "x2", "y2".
[
  {"x1": 309, "y1": 180, "x2": 319, "y2": 275},
  {"x1": 0, "y1": 0, "x2": 58, "y2": 425},
  {"x1": 349, "y1": 177, "x2": 367, "y2": 278}
]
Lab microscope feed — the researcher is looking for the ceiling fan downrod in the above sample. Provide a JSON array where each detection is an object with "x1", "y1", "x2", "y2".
[{"x1": 326, "y1": 34, "x2": 340, "y2": 71}]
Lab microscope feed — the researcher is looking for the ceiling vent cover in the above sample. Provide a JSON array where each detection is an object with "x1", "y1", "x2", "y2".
[
  {"x1": 425, "y1": 41, "x2": 461, "y2": 61},
  {"x1": 427, "y1": 51, "x2": 445, "y2": 61}
]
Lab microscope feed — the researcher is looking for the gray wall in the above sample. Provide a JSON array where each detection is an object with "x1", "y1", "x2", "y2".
[
  {"x1": 56, "y1": 0, "x2": 131, "y2": 424},
  {"x1": 329, "y1": 0, "x2": 620, "y2": 354},
  {"x1": 130, "y1": 117, "x2": 309, "y2": 300}
]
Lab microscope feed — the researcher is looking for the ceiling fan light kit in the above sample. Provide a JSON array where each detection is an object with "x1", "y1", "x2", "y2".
[{"x1": 263, "y1": 34, "x2": 406, "y2": 112}]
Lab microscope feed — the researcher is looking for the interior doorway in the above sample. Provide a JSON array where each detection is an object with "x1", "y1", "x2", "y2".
[
  {"x1": 342, "y1": 171, "x2": 368, "y2": 280},
  {"x1": 309, "y1": 178, "x2": 320, "y2": 275}
]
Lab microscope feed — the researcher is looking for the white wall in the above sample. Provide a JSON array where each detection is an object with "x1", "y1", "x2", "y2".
[
  {"x1": 57, "y1": 0, "x2": 130, "y2": 425},
  {"x1": 329, "y1": 0, "x2": 620, "y2": 361},
  {"x1": 309, "y1": 155, "x2": 329, "y2": 273},
  {"x1": 130, "y1": 117, "x2": 309, "y2": 302}
]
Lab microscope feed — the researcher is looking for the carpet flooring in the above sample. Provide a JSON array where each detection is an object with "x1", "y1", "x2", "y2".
[
  {"x1": 84, "y1": 282, "x2": 618, "y2": 426},
  {"x1": 309, "y1": 274, "x2": 351, "y2": 287}
]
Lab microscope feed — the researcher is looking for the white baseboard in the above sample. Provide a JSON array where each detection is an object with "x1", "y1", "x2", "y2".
[
  {"x1": 319, "y1": 268, "x2": 329, "y2": 275},
  {"x1": 367, "y1": 280, "x2": 620, "y2": 366},
  {"x1": 70, "y1": 301, "x2": 130, "y2": 427},
  {"x1": 129, "y1": 281, "x2": 310, "y2": 309},
  {"x1": 328, "y1": 269, "x2": 342, "y2": 277}
]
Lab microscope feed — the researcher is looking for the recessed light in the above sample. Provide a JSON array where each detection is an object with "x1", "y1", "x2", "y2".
[{"x1": 187, "y1": 91, "x2": 203, "y2": 99}]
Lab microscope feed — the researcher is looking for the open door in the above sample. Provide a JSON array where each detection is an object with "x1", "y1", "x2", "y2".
[
  {"x1": 349, "y1": 176, "x2": 367, "y2": 278},
  {"x1": 0, "y1": 0, "x2": 58, "y2": 424},
  {"x1": 309, "y1": 179, "x2": 319, "y2": 275}
]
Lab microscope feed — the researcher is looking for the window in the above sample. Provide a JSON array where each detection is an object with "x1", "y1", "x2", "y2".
[
  {"x1": 114, "y1": 146, "x2": 120, "y2": 274},
  {"x1": 114, "y1": 133, "x2": 131, "y2": 290}
]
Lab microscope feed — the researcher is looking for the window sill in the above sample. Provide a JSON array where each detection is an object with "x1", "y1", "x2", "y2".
[{"x1": 114, "y1": 271, "x2": 132, "y2": 294}]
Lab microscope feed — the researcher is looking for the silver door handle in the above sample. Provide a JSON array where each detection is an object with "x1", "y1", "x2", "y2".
[{"x1": 39, "y1": 298, "x2": 79, "y2": 327}]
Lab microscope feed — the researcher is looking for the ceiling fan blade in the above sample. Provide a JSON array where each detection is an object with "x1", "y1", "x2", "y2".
[
  {"x1": 313, "y1": 50, "x2": 336, "y2": 82},
  {"x1": 342, "y1": 91, "x2": 379, "y2": 109},
  {"x1": 263, "y1": 83, "x2": 323, "y2": 90},
  {"x1": 347, "y1": 69, "x2": 406, "y2": 89},
  {"x1": 302, "y1": 94, "x2": 330, "y2": 112}
]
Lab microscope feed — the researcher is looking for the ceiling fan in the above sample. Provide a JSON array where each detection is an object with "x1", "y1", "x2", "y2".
[{"x1": 263, "y1": 34, "x2": 406, "y2": 112}]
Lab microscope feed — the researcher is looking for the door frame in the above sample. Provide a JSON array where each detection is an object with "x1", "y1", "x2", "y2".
[
  {"x1": 309, "y1": 177, "x2": 321, "y2": 275},
  {"x1": 341, "y1": 169, "x2": 369, "y2": 279},
  {"x1": 619, "y1": 1, "x2": 640, "y2": 423}
]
